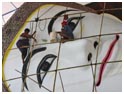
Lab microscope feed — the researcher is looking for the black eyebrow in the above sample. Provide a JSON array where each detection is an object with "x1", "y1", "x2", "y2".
[{"x1": 22, "y1": 47, "x2": 47, "y2": 90}]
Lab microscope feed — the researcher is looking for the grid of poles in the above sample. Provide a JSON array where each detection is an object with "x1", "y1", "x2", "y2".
[
  {"x1": 3, "y1": 2, "x2": 122, "y2": 92},
  {"x1": 2, "y1": 2, "x2": 18, "y2": 26}
]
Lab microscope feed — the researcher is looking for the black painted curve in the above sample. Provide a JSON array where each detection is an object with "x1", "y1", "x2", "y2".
[
  {"x1": 48, "y1": 9, "x2": 77, "y2": 34},
  {"x1": 68, "y1": 16, "x2": 85, "y2": 31},
  {"x1": 22, "y1": 47, "x2": 47, "y2": 90},
  {"x1": 37, "y1": 54, "x2": 57, "y2": 88}
]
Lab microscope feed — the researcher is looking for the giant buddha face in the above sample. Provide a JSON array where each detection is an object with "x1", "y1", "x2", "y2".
[{"x1": 3, "y1": 4, "x2": 122, "y2": 92}]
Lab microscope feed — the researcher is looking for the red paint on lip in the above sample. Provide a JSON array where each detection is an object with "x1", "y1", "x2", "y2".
[{"x1": 96, "y1": 34, "x2": 119, "y2": 86}]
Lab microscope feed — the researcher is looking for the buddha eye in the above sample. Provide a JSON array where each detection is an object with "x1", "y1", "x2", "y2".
[
  {"x1": 94, "y1": 41, "x2": 98, "y2": 49},
  {"x1": 87, "y1": 52, "x2": 92, "y2": 61}
]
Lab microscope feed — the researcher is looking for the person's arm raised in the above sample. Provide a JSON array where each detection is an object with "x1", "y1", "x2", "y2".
[
  {"x1": 32, "y1": 31, "x2": 36, "y2": 36},
  {"x1": 21, "y1": 33, "x2": 37, "y2": 42}
]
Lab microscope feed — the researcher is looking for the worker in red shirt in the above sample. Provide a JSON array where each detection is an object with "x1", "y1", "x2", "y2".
[
  {"x1": 16, "y1": 28, "x2": 37, "y2": 64},
  {"x1": 61, "y1": 14, "x2": 74, "y2": 39},
  {"x1": 61, "y1": 15, "x2": 68, "y2": 27}
]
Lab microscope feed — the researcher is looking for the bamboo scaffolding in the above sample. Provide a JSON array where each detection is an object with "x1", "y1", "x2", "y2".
[
  {"x1": 3, "y1": 3, "x2": 122, "y2": 92},
  {"x1": 8, "y1": 32, "x2": 122, "y2": 51},
  {"x1": 59, "y1": 72, "x2": 65, "y2": 92},
  {"x1": 53, "y1": 39, "x2": 62, "y2": 92},
  {"x1": 25, "y1": 7, "x2": 122, "y2": 23},
  {"x1": 3, "y1": 60, "x2": 122, "y2": 82},
  {"x1": 92, "y1": 3, "x2": 106, "y2": 92},
  {"x1": 15, "y1": 69, "x2": 52, "y2": 92}
]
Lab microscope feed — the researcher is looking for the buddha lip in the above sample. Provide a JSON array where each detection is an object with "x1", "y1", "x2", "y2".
[{"x1": 96, "y1": 34, "x2": 119, "y2": 86}]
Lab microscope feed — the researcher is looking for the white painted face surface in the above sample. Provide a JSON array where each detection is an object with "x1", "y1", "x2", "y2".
[{"x1": 3, "y1": 5, "x2": 122, "y2": 92}]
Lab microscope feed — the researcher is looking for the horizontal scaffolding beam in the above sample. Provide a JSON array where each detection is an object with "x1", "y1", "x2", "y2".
[
  {"x1": 3, "y1": 60, "x2": 122, "y2": 82},
  {"x1": 8, "y1": 32, "x2": 122, "y2": 50}
]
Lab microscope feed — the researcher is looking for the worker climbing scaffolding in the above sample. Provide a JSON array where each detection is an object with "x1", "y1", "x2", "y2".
[
  {"x1": 55, "y1": 14, "x2": 85, "y2": 42},
  {"x1": 60, "y1": 14, "x2": 74, "y2": 40},
  {"x1": 16, "y1": 28, "x2": 37, "y2": 64}
]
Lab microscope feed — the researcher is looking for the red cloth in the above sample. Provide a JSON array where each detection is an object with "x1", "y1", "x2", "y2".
[{"x1": 61, "y1": 19, "x2": 68, "y2": 27}]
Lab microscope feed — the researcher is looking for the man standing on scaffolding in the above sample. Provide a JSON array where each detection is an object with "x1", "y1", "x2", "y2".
[
  {"x1": 60, "y1": 14, "x2": 74, "y2": 40},
  {"x1": 16, "y1": 28, "x2": 37, "y2": 64}
]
